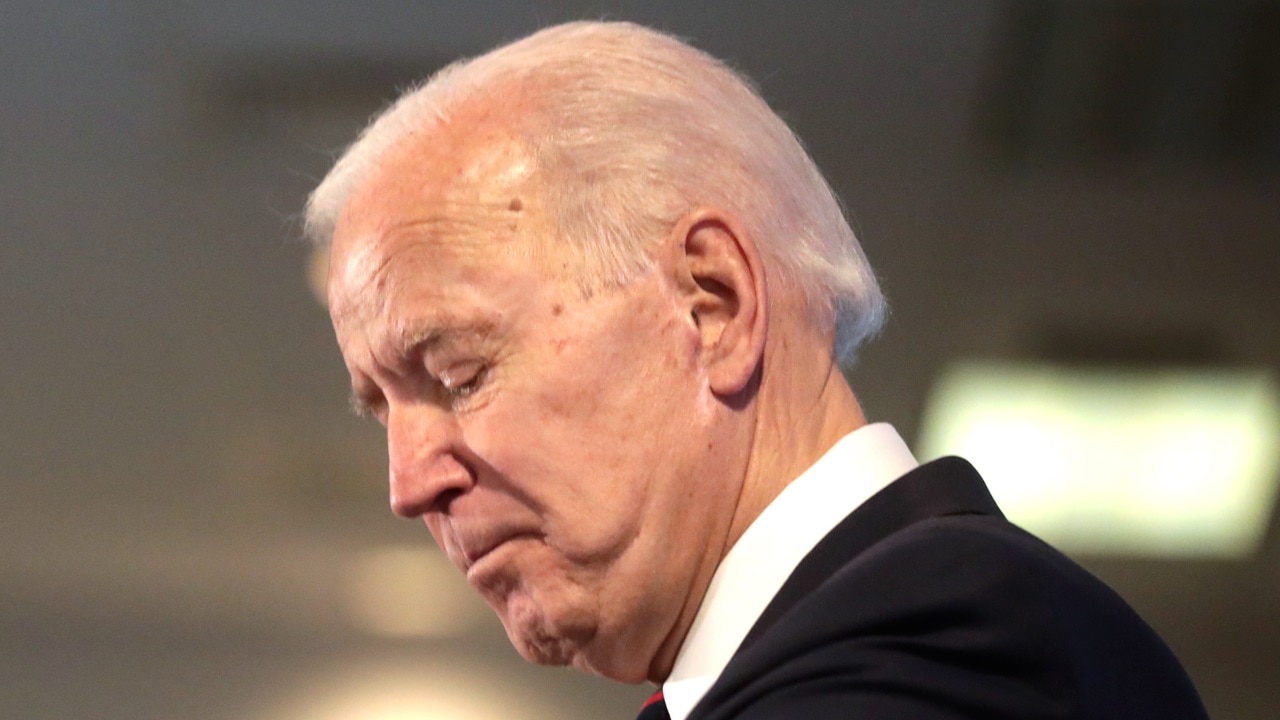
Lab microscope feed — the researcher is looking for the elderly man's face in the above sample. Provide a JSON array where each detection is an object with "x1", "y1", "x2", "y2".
[{"x1": 326, "y1": 130, "x2": 742, "y2": 680}]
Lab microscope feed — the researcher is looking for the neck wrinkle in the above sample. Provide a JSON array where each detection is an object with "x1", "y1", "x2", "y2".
[
  {"x1": 728, "y1": 337, "x2": 866, "y2": 556},
  {"x1": 647, "y1": 322, "x2": 863, "y2": 685}
]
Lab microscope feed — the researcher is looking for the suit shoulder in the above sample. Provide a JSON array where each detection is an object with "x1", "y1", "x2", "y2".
[
  {"x1": 697, "y1": 514, "x2": 1207, "y2": 720},
  {"x1": 847, "y1": 513, "x2": 1115, "y2": 608},
  {"x1": 816, "y1": 514, "x2": 1187, "y2": 677}
]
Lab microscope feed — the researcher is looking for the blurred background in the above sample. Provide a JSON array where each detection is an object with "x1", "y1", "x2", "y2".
[{"x1": 2, "y1": 1, "x2": 1277, "y2": 718}]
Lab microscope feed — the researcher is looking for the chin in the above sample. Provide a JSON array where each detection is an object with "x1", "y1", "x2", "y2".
[
  {"x1": 510, "y1": 626, "x2": 578, "y2": 666},
  {"x1": 506, "y1": 606, "x2": 657, "y2": 684},
  {"x1": 499, "y1": 585, "x2": 600, "y2": 669},
  {"x1": 485, "y1": 549, "x2": 653, "y2": 680}
]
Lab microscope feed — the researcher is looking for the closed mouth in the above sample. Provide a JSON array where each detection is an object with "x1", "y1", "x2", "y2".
[{"x1": 462, "y1": 530, "x2": 538, "y2": 571}]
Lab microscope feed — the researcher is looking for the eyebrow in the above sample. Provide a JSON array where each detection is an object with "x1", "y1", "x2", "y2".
[
  {"x1": 348, "y1": 390, "x2": 377, "y2": 419},
  {"x1": 346, "y1": 316, "x2": 498, "y2": 418},
  {"x1": 391, "y1": 317, "x2": 496, "y2": 359}
]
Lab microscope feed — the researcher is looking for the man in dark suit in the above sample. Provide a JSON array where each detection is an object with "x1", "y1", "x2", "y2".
[
  {"x1": 306, "y1": 20, "x2": 1207, "y2": 719},
  {"x1": 675, "y1": 455, "x2": 1207, "y2": 719}
]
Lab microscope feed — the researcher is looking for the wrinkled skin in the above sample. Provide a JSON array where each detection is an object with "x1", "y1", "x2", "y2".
[{"x1": 326, "y1": 122, "x2": 750, "y2": 682}]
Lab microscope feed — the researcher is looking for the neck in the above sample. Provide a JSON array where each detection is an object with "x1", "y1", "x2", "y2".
[
  {"x1": 643, "y1": 322, "x2": 865, "y2": 684},
  {"x1": 724, "y1": 328, "x2": 867, "y2": 564}
]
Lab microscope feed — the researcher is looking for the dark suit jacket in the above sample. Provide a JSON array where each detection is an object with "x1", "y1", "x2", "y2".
[{"x1": 687, "y1": 457, "x2": 1209, "y2": 720}]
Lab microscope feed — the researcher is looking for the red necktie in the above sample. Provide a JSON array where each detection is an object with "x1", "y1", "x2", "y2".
[{"x1": 636, "y1": 690, "x2": 671, "y2": 720}]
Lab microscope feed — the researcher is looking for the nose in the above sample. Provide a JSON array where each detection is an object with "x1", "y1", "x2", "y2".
[{"x1": 386, "y1": 404, "x2": 474, "y2": 518}]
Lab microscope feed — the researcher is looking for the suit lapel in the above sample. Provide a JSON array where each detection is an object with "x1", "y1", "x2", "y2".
[{"x1": 736, "y1": 456, "x2": 1003, "y2": 654}]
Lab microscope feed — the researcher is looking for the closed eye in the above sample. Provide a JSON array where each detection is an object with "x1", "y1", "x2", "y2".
[{"x1": 437, "y1": 362, "x2": 488, "y2": 402}]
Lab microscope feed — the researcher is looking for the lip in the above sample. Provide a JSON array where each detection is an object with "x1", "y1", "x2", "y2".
[
  {"x1": 456, "y1": 528, "x2": 539, "y2": 573},
  {"x1": 462, "y1": 535, "x2": 509, "y2": 568}
]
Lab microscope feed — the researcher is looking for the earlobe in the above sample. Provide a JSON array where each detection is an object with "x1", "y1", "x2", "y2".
[{"x1": 672, "y1": 208, "x2": 767, "y2": 397}]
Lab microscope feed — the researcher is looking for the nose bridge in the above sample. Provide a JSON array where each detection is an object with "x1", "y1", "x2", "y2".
[{"x1": 386, "y1": 402, "x2": 469, "y2": 517}]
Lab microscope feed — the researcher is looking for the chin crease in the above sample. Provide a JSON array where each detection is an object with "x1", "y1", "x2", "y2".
[
  {"x1": 519, "y1": 632, "x2": 576, "y2": 666},
  {"x1": 508, "y1": 608, "x2": 599, "y2": 668}
]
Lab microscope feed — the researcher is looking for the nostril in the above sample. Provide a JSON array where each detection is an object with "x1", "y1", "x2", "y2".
[{"x1": 433, "y1": 487, "x2": 464, "y2": 513}]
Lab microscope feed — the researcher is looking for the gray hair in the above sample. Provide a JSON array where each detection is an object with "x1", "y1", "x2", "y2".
[{"x1": 305, "y1": 21, "x2": 885, "y2": 362}]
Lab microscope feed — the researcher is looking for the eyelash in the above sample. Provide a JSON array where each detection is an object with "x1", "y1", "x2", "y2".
[{"x1": 437, "y1": 364, "x2": 487, "y2": 402}]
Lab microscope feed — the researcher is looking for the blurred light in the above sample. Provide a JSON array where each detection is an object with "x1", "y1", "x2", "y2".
[
  {"x1": 918, "y1": 362, "x2": 1280, "y2": 557},
  {"x1": 345, "y1": 545, "x2": 489, "y2": 638},
  {"x1": 265, "y1": 660, "x2": 549, "y2": 720}
]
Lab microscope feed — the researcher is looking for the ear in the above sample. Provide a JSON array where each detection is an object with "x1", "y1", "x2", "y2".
[{"x1": 670, "y1": 207, "x2": 767, "y2": 397}]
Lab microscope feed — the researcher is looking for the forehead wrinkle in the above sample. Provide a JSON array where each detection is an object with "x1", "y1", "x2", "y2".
[
  {"x1": 383, "y1": 202, "x2": 519, "y2": 248},
  {"x1": 333, "y1": 205, "x2": 532, "y2": 346},
  {"x1": 333, "y1": 218, "x2": 460, "y2": 326},
  {"x1": 332, "y1": 127, "x2": 550, "y2": 345},
  {"x1": 329, "y1": 231, "x2": 397, "y2": 336}
]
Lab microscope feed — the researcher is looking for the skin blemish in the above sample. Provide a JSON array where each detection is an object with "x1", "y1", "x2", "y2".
[
  {"x1": 508, "y1": 197, "x2": 524, "y2": 212},
  {"x1": 551, "y1": 302, "x2": 564, "y2": 316}
]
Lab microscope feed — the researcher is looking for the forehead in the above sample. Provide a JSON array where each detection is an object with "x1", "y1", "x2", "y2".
[
  {"x1": 345, "y1": 114, "x2": 537, "y2": 239},
  {"x1": 327, "y1": 114, "x2": 552, "y2": 325}
]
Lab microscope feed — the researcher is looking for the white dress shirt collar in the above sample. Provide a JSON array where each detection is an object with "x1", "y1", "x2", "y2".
[{"x1": 661, "y1": 423, "x2": 918, "y2": 720}]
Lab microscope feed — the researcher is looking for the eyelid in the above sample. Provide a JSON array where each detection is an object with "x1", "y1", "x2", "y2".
[
  {"x1": 434, "y1": 362, "x2": 487, "y2": 404},
  {"x1": 438, "y1": 359, "x2": 485, "y2": 388}
]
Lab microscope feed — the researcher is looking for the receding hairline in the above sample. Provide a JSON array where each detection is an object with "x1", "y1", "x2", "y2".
[
  {"x1": 308, "y1": 20, "x2": 887, "y2": 362},
  {"x1": 305, "y1": 21, "x2": 741, "y2": 244},
  {"x1": 316, "y1": 69, "x2": 577, "y2": 256},
  {"x1": 325, "y1": 110, "x2": 602, "y2": 327}
]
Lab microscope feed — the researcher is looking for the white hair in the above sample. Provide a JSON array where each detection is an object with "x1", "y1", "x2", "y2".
[{"x1": 305, "y1": 21, "x2": 885, "y2": 362}]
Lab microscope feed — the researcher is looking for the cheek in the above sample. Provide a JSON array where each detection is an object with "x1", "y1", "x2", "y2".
[
  {"x1": 465, "y1": 361, "x2": 654, "y2": 541},
  {"x1": 472, "y1": 327, "x2": 632, "y2": 464},
  {"x1": 461, "y1": 295, "x2": 702, "y2": 538},
  {"x1": 484, "y1": 377, "x2": 643, "y2": 511}
]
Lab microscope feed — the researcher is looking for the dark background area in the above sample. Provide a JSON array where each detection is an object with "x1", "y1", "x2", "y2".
[{"x1": 2, "y1": 2, "x2": 1276, "y2": 718}]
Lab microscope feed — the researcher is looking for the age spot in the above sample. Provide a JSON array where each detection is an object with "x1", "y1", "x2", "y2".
[{"x1": 508, "y1": 197, "x2": 524, "y2": 212}]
